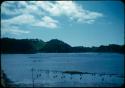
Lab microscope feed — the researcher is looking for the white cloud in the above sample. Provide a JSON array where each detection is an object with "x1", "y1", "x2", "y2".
[
  {"x1": 2, "y1": 14, "x2": 36, "y2": 25},
  {"x1": 12, "y1": 30, "x2": 29, "y2": 34},
  {"x1": 34, "y1": 16, "x2": 58, "y2": 29},
  {"x1": 35, "y1": 1, "x2": 103, "y2": 23},
  {"x1": 1, "y1": 1, "x2": 59, "y2": 30},
  {"x1": 2, "y1": 1, "x2": 102, "y2": 23},
  {"x1": 1, "y1": 14, "x2": 33, "y2": 35},
  {"x1": 1, "y1": 0, "x2": 103, "y2": 36},
  {"x1": 1, "y1": 1, "x2": 29, "y2": 16},
  {"x1": 1, "y1": 1, "x2": 42, "y2": 16},
  {"x1": 2, "y1": 14, "x2": 58, "y2": 32},
  {"x1": 2, "y1": 26, "x2": 30, "y2": 36},
  {"x1": 18, "y1": 1, "x2": 28, "y2": 7},
  {"x1": 2, "y1": 1, "x2": 103, "y2": 24},
  {"x1": 9, "y1": 28, "x2": 30, "y2": 35},
  {"x1": 1, "y1": 1, "x2": 20, "y2": 15},
  {"x1": 35, "y1": 1, "x2": 61, "y2": 16}
]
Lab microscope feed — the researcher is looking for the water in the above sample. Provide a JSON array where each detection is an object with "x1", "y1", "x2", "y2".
[{"x1": 1, "y1": 53, "x2": 124, "y2": 87}]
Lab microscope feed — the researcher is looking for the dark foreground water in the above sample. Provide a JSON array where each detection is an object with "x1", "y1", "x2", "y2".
[{"x1": 1, "y1": 53, "x2": 124, "y2": 87}]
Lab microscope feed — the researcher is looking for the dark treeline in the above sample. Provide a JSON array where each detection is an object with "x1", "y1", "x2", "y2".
[
  {"x1": 1, "y1": 38, "x2": 45, "y2": 53},
  {"x1": 1, "y1": 38, "x2": 124, "y2": 54}
]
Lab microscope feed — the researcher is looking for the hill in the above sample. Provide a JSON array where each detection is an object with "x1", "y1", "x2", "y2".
[
  {"x1": 40, "y1": 39, "x2": 71, "y2": 53},
  {"x1": 1, "y1": 38, "x2": 45, "y2": 53},
  {"x1": 1, "y1": 38, "x2": 124, "y2": 53}
]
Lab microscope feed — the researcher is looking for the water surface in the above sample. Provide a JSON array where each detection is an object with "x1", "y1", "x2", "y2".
[{"x1": 1, "y1": 53, "x2": 124, "y2": 87}]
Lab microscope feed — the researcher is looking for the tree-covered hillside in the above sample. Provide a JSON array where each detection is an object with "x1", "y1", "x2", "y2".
[
  {"x1": 40, "y1": 39, "x2": 71, "y2": 53},
  {"x1": 1, "y1": 38, "x2": 124, "y2": 53},
  {"x1": 1, "y1": 38, "x2": 45, "y2": 53}
]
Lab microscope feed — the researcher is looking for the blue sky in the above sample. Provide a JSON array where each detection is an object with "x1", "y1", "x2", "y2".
[{"x1": 1, "y1": 1, "x2": 124, "y2": 47}]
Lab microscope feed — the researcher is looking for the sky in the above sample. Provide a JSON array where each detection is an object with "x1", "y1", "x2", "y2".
[{"x1": 1, "y1": 1, "x2": 124, "y2": 47}]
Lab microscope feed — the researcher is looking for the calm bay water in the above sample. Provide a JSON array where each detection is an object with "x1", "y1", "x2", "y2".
[{"x1": 1, "y1": 53, "x2": 124, "y2": 87}]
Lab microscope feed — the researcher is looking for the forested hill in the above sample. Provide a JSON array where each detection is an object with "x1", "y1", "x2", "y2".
[
  {"x1": 1, "y1": 38, "x2": 45, "y2": 53},
  {"x1": 1, "y1": 38, "x2": 124, "y2": 54}
]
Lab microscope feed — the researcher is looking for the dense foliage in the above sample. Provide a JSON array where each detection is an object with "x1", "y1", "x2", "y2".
[
  {"x1": 41, "y1": 39, "x2": 71, "y2": 53},
  {"x1": 1, "y1": 38, "x2": 45, "y2": 53},
  {"x1": 1, "y1": 38, "x2": 124, "y2": 53}
]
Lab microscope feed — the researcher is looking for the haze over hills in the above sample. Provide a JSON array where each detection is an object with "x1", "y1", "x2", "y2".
[{"x1": 1, "y1": 38, "x2": 124, "y2": 54}]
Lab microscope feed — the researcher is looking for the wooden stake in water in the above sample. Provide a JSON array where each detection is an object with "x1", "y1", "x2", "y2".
[{"x1": 31, "y1": 68, "x2": 34, "y2": 88}]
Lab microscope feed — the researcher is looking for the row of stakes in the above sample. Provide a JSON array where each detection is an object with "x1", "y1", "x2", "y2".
[
  {"x1": 33, "y1": 69, "x2": 113, "y2": 77},
  {"x1": 30, "y1": 69, "x2": 117, "y2": 88},
  {"x1": 32, "y1": 69, "x2": 106, "y2": 82},
  {"x1": 33, "y1": 69, "x2": 113, "y2": 76},
  {"x1": 35, "y1": 73, "x2": 92, "y2": 80}
]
